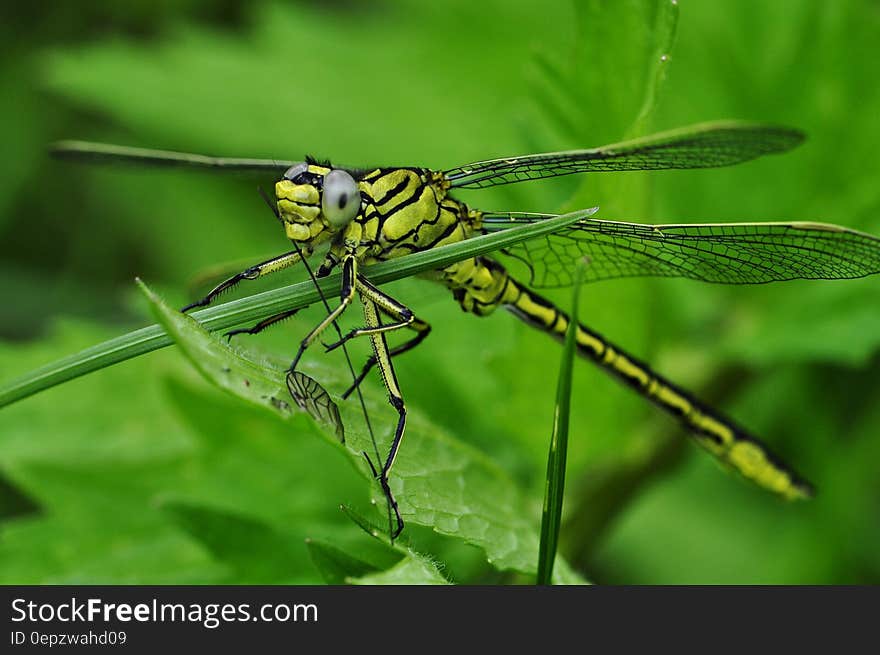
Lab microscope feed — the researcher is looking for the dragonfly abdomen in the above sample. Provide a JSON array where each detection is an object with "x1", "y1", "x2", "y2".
[{"x1": 448, "y1": 256, "x2": 814, "y2": 500}]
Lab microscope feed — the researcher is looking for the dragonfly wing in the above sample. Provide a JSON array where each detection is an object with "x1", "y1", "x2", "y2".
[
  {"x1": 50, "y1": 140, "x2": 296, "y2": 172},
  {"x1": 445, "y1": 122, "x2": 804, "y2": 189},
  {"x1": 482, "y1": 213, "x2": 880, "y2": 288},
  {"x1": 287, "y1": 371, "x2": 345, "y2": 442}
]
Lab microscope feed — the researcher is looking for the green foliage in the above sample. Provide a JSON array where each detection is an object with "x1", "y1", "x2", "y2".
[
  {"x1": 1, "y1": 0, "x2": 879, "y2": 584},
  {"x1": 139, "y1": 279, "x2": 585, "y2": 582}
]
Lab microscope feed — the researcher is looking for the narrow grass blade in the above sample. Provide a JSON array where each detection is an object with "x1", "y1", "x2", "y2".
[
  {"x1": 536, "y1": 264, "x2": 585, "y2": 585},
  {"x1": 0, "y1": 207, "x2": 598, "y2": 409},
  {"x1": 630, "y1": 0, "x2": 680, "y2": 132}
]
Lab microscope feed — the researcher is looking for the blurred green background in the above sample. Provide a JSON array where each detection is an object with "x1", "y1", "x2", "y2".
[{"x1": 1, "y1": 0, "x2": 879, "y2": 583}]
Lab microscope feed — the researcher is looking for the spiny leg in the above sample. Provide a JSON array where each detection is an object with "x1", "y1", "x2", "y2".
[
  {"x1": 340, "y1": 323, "x2": 431, "y2": 400},
  {"x1": 181, "y1": 249, "x2": 306, "y2": 312},
  {"x1": 358, "y1": 292, "x2": 410, "y2": 478},
  {"x1": 328, "y1": 278, "x2": 432, "y2": 399},
  {"x1": 360, "y1": 294, "x2": 408, "y2": 539},
  {"x1": 271, "y1": 252, "x2": 399, "y2": 532},
  {"x1": 323, "y1": 277, "x2": 418, "y2": 345},
  {"x1": 320, "y1": 276, "x2": 431, "y2": 400},
  {"x1": 225, "y1": 308, "x2": 303, "y2": 340},
  {"x1": 289, "y1": 254, "x2": 357, "y2": 372}
]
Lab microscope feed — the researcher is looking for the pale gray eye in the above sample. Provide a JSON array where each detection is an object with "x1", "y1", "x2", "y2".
[
  {"x1": 283, "y1": 163, "x2": 308, "y2": 181},
  {"x1": 322, "y1": 169, "x2": 361, "y2": 227}
]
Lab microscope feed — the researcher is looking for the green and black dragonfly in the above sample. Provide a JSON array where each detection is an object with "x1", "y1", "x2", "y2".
[{"x1": 52, "y1": 121, "x2": 880, "y2": 536}]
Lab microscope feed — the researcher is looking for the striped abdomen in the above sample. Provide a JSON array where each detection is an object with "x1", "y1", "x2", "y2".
[{"x1": 449, "y1": 256, "x2": 813, "y2": 500}]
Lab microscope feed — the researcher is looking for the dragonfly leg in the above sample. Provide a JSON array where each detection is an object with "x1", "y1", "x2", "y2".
[
  {"x1": 340, "y1": 323, "x2": 431, "y2": 400},
  {"x1": 379, "y1": 465, "x2": 404, "y2": 539},
  {"x1": 324, "y1": 276, "x2": 427, "y2": 350},
  {"x1": 289, "y1": 254, "x2": 357, "y2": 372},
  {"x1": 360, "y1": 450, "x2": 404, "y2": 539},
  {"x1": 360, "y1": 295, "x2": 408, "y2": 539},
  {"x1": 225, "y1": 308, "x2": 303, "y2": 340},
  {"x1": 322, "y1": 276, "x2": 431, "y2": 399},
  {"x1": 359, "y1": 294, "x2": 408, "y2": 476},
  {"x1": 181, "y1": 249, "x2": 307, "y2": 312}
]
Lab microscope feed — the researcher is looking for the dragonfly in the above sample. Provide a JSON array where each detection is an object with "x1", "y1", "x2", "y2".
[{"x1": 52, "y1": 122, "x2": 880, "y2": 537}]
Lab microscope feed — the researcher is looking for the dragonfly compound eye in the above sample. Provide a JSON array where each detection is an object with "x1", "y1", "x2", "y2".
[{"x1": 321, "y1": 169, "x2": 361, "y2": 228}]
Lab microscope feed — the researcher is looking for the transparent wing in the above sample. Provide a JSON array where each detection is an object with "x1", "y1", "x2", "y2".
[
  {"x1": 286, "y1": 371, "x2": 345, "y2": 442},
  {"x1": 50, "y1": 140, "x2": 296, "y2": 172},
  {"x1": 444, "y1": 122, "x2": 804, "y2": 189},
  {"x1": 481, "y1": 213, "x2": 880, "y2": 288}
]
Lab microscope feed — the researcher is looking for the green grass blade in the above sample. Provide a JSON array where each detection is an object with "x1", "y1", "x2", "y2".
[
  {"x1": 0, "y1": 207, "x2": 597, "y2": 409},
  {"x1": 536, "y1": 264, "x2": 585, "y2": 585},
  {"x1": 630, "y1": 0, "x2": 680, "y2": 132}
]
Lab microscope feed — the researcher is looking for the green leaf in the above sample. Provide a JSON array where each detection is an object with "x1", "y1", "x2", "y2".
[
  {"x1": 0, "y1": 473, "x2": 41, "y2": 521},
  {"x1": 327, "y1": 506, "x2": 450, "y2": 584},
  {"x1": 162, "y1": 501, "x2": 309, "y2": 584},
  {"x1": 0, "y1": 460, "x2": 225, "y2": 584},
  {"x1": 0, "y1": 318, "x2": 361, "y2": 585},
  {"x1": 137, "y1": 279, "x2": 585, "y2": 582},
  {"x1": 305, "y1": 539, "x2": 386, "y2": 585},
  {"x1": 139, "y1": 278, "x2": 320, "y2": 429},
  {"x1": 351, "y1": 555, "x2": 450, "y2": 585}
]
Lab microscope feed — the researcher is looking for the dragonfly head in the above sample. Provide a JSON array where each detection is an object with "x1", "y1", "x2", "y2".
[{"x1": 275, "y1": 161, "x2": 362, "y2": 244}]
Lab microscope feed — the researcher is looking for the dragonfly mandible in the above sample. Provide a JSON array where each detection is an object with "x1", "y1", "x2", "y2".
[{"x1": 52, "y1": 122, "x2": 880, "y2": 536}]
